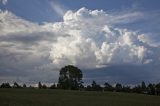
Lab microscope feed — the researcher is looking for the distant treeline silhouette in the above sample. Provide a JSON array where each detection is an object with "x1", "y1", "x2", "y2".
[
  {"x1": 0, "y1": 65, "x2": 160, "y2": 96},
  {"x1": 1, "y1": 81, "x2": 160, "y2": 96}
]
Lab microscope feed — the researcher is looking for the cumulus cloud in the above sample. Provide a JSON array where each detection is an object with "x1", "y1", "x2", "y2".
[
  {"x1": 49, "y1": 7, "x2": 159, "y2": 69},
  {"x1": 0, "y1": 7, "x2": 160, "y2": 84}
]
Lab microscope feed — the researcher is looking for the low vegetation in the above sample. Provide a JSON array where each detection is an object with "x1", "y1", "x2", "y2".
[{"x1": 0, "y1": 88, "x2": 160, "y2": 106}]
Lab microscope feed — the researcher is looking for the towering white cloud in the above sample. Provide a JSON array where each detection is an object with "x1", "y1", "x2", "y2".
[
  {"x1": 0, "y1": 7, "x2": 159, "y2": 83},
  {"x1": 49, "y1": 7, "x2": 156, "y2": 68}
]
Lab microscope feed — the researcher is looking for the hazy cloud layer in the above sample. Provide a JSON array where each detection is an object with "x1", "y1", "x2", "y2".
[
  {"x1": 0, "y1": 10, "x2": 58, "y2": 83},
  {"x1": 0, "y1": 0, "x2": 7, "y2": 5},
  {"x1": 0, "y1": 7, "x2": 160, "y2": 84}
]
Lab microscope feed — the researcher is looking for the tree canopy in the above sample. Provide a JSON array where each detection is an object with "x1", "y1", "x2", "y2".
[{"x1": 58, "y1": 65, "x2": 83, "y2": 90}]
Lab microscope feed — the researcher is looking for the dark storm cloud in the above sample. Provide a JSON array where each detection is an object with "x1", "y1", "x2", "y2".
[{"x1": 84, "y1": 64, "x2": 160, "y2": 85}]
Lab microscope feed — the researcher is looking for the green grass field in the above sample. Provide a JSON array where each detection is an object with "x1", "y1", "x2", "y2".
[{"x1": 0, "y1": 89, "x2": 160, "y2": 106}]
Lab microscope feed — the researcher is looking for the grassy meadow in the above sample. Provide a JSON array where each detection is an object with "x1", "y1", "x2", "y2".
[{"x1": 0, "y1": 88, "x2": 160, "y2": 106}]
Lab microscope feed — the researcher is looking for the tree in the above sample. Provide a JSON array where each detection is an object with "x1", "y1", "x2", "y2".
[
  {"x1": 58, "y1": 65, "x2": 83, "y2": 90},
  {"x1": 147, "y1": 83, "x2": 155, "y2": 95},
  {"x1": 141, "y1": 81, "x2": 147, "y2": 93},
  {"x1": 122, "y1": 85, "x2": 131, "y2": 92},
  {"x1": 38, "y1": 82, "x2": 42, "y2": 89},
  {"x1": 86, "y1": 85, "x2": 92, "y2": 91},
  {"x1": 13, "y1": 82, "x2": 22, "y2": 88},
  {"x1": 50, "y1": 83, "x2": 56, "y2": 89},
  {"x1": 91, "y1": 80, "x2": 102, "y2": 91},
  {"x1": 115, "y1": 83, "x2": 122, "y2": 92},
  {"x1": 141, "y1": 81, "x2": 146, "y2": 90},
  {"x1": 104, "y1": 82, "x2": 114, "y2": 91},
  {"x1": 132, "y1": 85, "x2": 141, "y2": 93},
  {"x1": 155, "y1": 83, "x2": 160, "y2": 95},
  {"x1": 23, "y1": 84, "x2": 27, "y2": 88},
  {"x1": 91, "y1": 80, "x2": 97, "y2": 89},
  {"x1": 42, "y1": 84, "x2": 47, "y2": 89},
  {"x1": 0, "y1": 83, "x2": 11, "y2": 88}
]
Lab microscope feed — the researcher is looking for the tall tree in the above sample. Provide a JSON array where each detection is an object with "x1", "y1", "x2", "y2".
[
  {"x1": 155, "y1": 83, "x2": 160, "y2": 95},
  {"x1": 91, "y1": 80, "x2": 97, "y2": 89},
  {"x1": 141, "y1": 81, "x2": 147, "y2": 93},
  {"x1": 23, "y1": 84, "x2": 27, "y2": 88},
  {"x1": 58, "y1": 65, "x2": 83, "y2": 90},
  {"x1": 115, "y1": 83, "x2": 122, "y2": 92},
  {"x1": 38, "y1": 82, "x2": 42, "y2": 89}
]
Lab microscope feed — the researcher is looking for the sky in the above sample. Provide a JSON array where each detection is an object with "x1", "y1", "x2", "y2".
[{"x1": 0, "y1": 0, "x2": 160, "y2": 85}]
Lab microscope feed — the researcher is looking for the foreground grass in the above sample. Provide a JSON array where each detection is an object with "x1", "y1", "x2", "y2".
[{"x1": 0, "y1": 89, "x2": 160, "y2": 106}]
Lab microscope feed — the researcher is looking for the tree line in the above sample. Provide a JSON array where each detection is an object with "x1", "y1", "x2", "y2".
[{"x1": 0, "y1": 65, "x2": 160, "y2": 96}]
